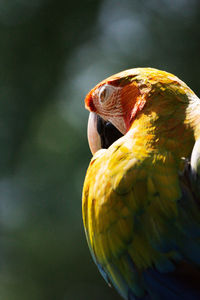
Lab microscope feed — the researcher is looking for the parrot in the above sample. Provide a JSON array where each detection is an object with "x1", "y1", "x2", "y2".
[{"x1": 82, "y1": 68, "x2": 200, "y2": 300}]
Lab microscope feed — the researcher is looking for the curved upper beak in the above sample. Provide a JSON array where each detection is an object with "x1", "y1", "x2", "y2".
[{"x1": 87, "y1": 112, "x2": 101, "y2": 155}]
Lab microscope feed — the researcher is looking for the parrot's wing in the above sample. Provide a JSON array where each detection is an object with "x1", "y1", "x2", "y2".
[
  {"x1": 190, "y1": 138, "x2": 200, "y2": 196},
  {"x1": 82, "y1": 140, "x2": 200, "y2": 300}
]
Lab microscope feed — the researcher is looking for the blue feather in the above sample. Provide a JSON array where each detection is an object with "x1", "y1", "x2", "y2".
[{"x1": 143, "y1": 267, "x2": 200, "y2": 300}]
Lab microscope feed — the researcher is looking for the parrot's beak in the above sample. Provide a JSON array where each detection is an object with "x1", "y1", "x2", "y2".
[
  {"x1": 87, "y1": 112, "x2": 123, "y2": 155},
  {"x1": 87, "y1": 112, "x2": 101, "y2": 154}
]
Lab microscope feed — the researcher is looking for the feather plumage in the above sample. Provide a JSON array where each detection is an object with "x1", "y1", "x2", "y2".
[{"x1": 82, "y1": 68, "x2": 200, "y2": 299}]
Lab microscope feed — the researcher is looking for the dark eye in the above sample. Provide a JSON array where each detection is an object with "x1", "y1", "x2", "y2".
[
  {"x1": 99, "y1": 86, "x2": 107, "y2": 103},
  {"x1": 98, "y1": 84, "x2": 115, "y2": 104}
]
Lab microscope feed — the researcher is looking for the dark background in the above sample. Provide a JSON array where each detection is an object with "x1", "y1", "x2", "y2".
[{"x1": 0, "y1": 0, "x2": 200, "y2": 299}]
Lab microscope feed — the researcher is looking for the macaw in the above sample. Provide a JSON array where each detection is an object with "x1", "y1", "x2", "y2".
[{"x1": 82, "y1": 68, "x2": 200, "y2": 300}]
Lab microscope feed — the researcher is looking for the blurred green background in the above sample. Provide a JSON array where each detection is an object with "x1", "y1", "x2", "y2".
[{"x1": 0, "y1": 0, "x2": 200, "y2": 299}]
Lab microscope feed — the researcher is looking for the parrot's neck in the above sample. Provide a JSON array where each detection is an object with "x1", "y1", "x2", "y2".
[
  {"x1": 127, "y1": 106, "x2": 195, "y2": 163},
  {"x1": 126, "y1": 90, "x2": 200, "y2": 164}
]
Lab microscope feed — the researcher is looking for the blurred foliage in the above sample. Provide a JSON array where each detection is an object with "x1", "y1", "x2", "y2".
[{"x1": 0, "y1": 0, "x2": 200, "y2": 299}]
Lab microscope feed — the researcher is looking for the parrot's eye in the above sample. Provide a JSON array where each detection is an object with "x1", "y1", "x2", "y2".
[
  {"x1": 87, "y1": 112, "x2": 123, "y2": 155},
  {"x1": 98, "y1": 85, "x2": 115, "y2": 104}
]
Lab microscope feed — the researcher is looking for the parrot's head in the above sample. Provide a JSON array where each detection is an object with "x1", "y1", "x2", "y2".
[
  {"x1": 85, "y1": 69, "x2": 149, "y2": 154},
  {"x1": 85, "y1": 68, "x2": 196, "y2": 155}
]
